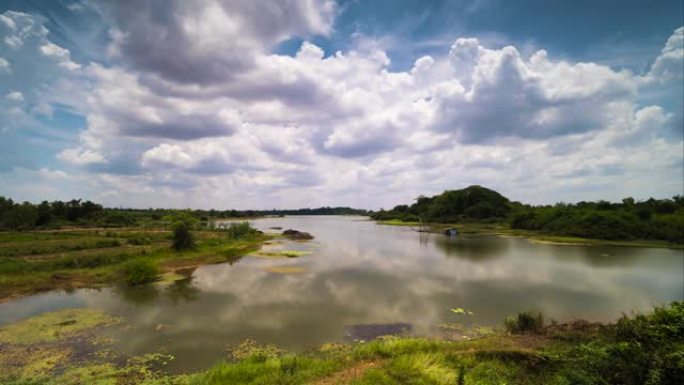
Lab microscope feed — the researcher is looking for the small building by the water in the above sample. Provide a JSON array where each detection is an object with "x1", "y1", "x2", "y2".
[{"x1": 444, "y1": 228, "x2": 459, "y2": 237}]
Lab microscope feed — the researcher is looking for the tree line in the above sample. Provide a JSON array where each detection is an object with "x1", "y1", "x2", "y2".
[
  {"x1": 370, "y1": 185, "x2": 684, "y2": 243},
  {"x1": 0, "y1": 196, "x2": 368, "y2": 231}
]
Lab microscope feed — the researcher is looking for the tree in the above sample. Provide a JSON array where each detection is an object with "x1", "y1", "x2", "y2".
[
  {"x1": 172, "y1": 222, "x2": 194, "y2": 250},
  {"x1": 164, "y1": 212, "x2": 198, "y2": 250},
  {"x1": 2, "y1": 202, "x2": 38, "y2": 230},
  {"x1": 36, "y1": 201, "x2": 52, "y2": 226}
]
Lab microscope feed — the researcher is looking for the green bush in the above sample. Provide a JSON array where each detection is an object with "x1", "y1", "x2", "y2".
[
  {"x1": 504, "y1": 311, "x2": 544, "y2": 334},
  {"x1": 225, "y1": 222, "x2": 256, "y2": 239},
  {"x1": 564, "y1": 302, "x2": 684, "y2": 385},
  {"x1": 172, "y1": 222, "x2": 194, "y2": 250},
  {"x1": 122, "y1": 259, "x2": 159, "y2": 285}
]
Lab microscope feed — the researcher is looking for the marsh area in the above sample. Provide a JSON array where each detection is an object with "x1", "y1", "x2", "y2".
[{"x1": 1, "y1": 216, "x2": 681, "y2": 375}]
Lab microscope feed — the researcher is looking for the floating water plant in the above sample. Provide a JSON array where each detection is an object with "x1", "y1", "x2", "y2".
[{"x1": 449, "y1": 307, "x2": 474, "y2": 316}]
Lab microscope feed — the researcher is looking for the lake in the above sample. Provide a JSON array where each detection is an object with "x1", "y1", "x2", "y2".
[{"x1": 0, "y1": 216, "x2": 682, "y2": 373}]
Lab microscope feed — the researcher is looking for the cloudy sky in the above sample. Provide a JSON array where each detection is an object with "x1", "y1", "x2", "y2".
[{"x1": 0, "y1": 0, "x2": 682, "y2": 209}]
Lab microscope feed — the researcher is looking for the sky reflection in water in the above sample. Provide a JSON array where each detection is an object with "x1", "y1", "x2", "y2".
[{"x1": 0, "y1": 216, "x2": 681, "y2": 372}]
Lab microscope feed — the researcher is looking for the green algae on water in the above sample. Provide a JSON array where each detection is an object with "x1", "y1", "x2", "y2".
[{"x1": 0, "y1": 308, "x2": 121, "y2": 345}]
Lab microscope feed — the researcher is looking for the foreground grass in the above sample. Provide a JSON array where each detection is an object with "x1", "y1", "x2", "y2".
[
  {"x1": 0, "y1": 228, "x2": 268, "y2": 302},
  {"x1": 1, "y1": 303, "x2": 681, "y2": 385},
  {"x1": 375, "y1": 219, "x2": 684, "y2": 249}
]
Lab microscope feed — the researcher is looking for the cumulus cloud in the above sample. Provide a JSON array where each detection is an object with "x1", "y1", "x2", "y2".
[
  {"x1": 0, "y1": 11, "x2": 48, "y2": 49},
  {"x1": 98, "y1": 0, "x2": 336, "y2": 84},
  {"x1": 40, "y1": 42, "x2": 81, "y2": 70},
  {"x1": 2, "y1": 0, "x2": 682, "y2": 208},
  {"x1": 431, "y1": 39, "x2": 638, "y2": 143},
  {"x1": 648, "y1": 26, "x2": 683, "y2": 82}
]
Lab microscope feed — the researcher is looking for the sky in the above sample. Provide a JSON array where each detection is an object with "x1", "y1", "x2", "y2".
[{"x1": 0, "y1": 0, "x2": 682, "y2": 210}]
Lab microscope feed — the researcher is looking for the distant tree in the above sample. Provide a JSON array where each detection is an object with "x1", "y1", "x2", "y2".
[
  {"x1": 172, "y1": 222, "x2": 194, "y2": 250},
  {"x1": 0, "y1": 197, "x2": 14, "y2": 215},
  {"x1": 36, "y1": 201, "x2": 52, "y2": 226},
  {"x1": 51, "y1": 200, "x2": 66, "y2": 218},
  {"x1": 2, "y1": 202, "x2": 38, "y2": 230},
  {"x1": 164, "y1": 212, "x2": 198, "y2": 250},
  {"x1": 66, "y1": 199, "x2": 82, "y2": 221}
]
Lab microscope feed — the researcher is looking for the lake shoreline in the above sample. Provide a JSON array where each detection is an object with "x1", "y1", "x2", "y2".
[
  {"x1": 374, "y1": 219, "x2": 684, "y2": 249},
  {"x1": 1, "y1": 302, "x2": 680, "y2": 384},
  {"x1": 0, "y1": 227, "x2": 271, "y2": 304}
]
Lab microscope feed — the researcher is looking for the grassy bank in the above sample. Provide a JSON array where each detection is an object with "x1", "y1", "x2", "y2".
[
  {"x1": 1, "y1": 302, "x2": 681, "y2": 385},
  {"x1": 0, "y1": 228, "x2": 268, "y2": 302},
  {"x1": 375, "y1": 219, "x2": 684, "y2": 249}
]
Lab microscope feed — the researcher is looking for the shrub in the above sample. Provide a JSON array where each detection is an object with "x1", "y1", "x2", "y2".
[
  {"x1": 563, "y1": 302, "x2": 684, "y2": 385},
  {"x1": 172, "y1": 222, "x2": 194, "y2": 250},
  {"x1": 504, "y1": 311, "x2": 543, "y2": 333},
  {"x1": 225, "y1": 222, "x2": 256, "y2": 239},
  {"x1": 122, "y1": 259, "x2": 159, "y2": 285}
]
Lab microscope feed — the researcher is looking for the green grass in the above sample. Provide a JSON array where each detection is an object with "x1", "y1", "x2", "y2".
[
  {"x1": 1, "y1": 303, "x2": 681, "y2": 385},
  {"x1": 504, "y1": 311, "x2": 544, "y2": 334},
  {"x1": 0, "y1": 228, "x2": 269, "y2": 301},
  {"x1": 180, "y1": 302, "x2": 684, "y2": 384},
  {"x1": 376, "y1": 219, "x2": 421, "y2": 227}
]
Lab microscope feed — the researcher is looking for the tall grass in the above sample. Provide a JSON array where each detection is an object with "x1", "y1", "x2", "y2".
[
  {"x1": 504, "y1": 311, "x2": 544, "y2": 333},
  {"x1": 225, "y1": 222, "x2": 257, "y2": 239}
]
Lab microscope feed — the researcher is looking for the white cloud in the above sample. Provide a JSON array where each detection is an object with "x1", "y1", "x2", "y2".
[
  {"x1": 2, "y1": 1, "x2": 682, "y2": 208},
  {"x1": 0, "y1": 11, "x2": 48, "y2": 49},
  {"x1": 648, "y1": 26, "x2": 683, "y2": 82},
  {"x1": 0, "y1": 57, "x2": 9, "y2": 73},
  {"x1": 57, "y1": 147, "x2": 107, "y2": 165},
  {"x1": 5, "y1": 91, "x2": 23, "y2": 101},
  {"x1": 0, "y1": 10, "x2": 88, "y2": 135},
  {"x1": 40, "y1": 42, "x2": 81, "y2": 70},
  {"x1": 38, "y1": 167, "x2": 71, "y2": 180},
  {"x1": 100, "y1": 0, "x2": 337, "y2": 84},
  {"x1": 58, "y1": 21, "x2": 683, "y2": 205}
]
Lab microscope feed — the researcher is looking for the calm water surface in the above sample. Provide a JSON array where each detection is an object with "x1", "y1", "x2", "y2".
[{"x1": 1, "y1": 216, "x2": 682, "y2": 372}]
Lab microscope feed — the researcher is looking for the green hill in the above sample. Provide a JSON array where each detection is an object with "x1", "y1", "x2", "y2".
[{"x1": 371, "y1": 185, "x2": 512, "y2": 223}]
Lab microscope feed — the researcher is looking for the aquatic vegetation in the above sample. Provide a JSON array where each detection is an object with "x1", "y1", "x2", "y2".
[
  {"x1": 0, "y1": 308, "x2": 120, "y2": 345},
  {"x1": 280, "y1": 250, "x2": 311, "y2": 258},
  {"x1": 0, "y1": 303, "x2": 681, "y2": 385},
  {"x1": 449, "y1": 307, "x2": 474, "y2": 316},
  {"x1": 223, "y1": 222, "x2": 258, "y2": 240},
  {"x1": 0, "y1": 309, "x2": 121, "y2": 383},
  {"x1": 504, "y1": 311, "x2": 544, "y2": 334},
  {"x1": 0, "y1": 344, "x2": 70, "y2": 380},
  {"x1": 438, "y1": 323, "x2": 497, "y2": 340},
  {"x1": 252, "y1": 250, "x2": 312, "y2": 259},
  {"x1": 154, "y1": 271, "x2": 187, "y2": 285},
  {"x1": 229, "y1": 339, "x2": 283, "y2": 362}
]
